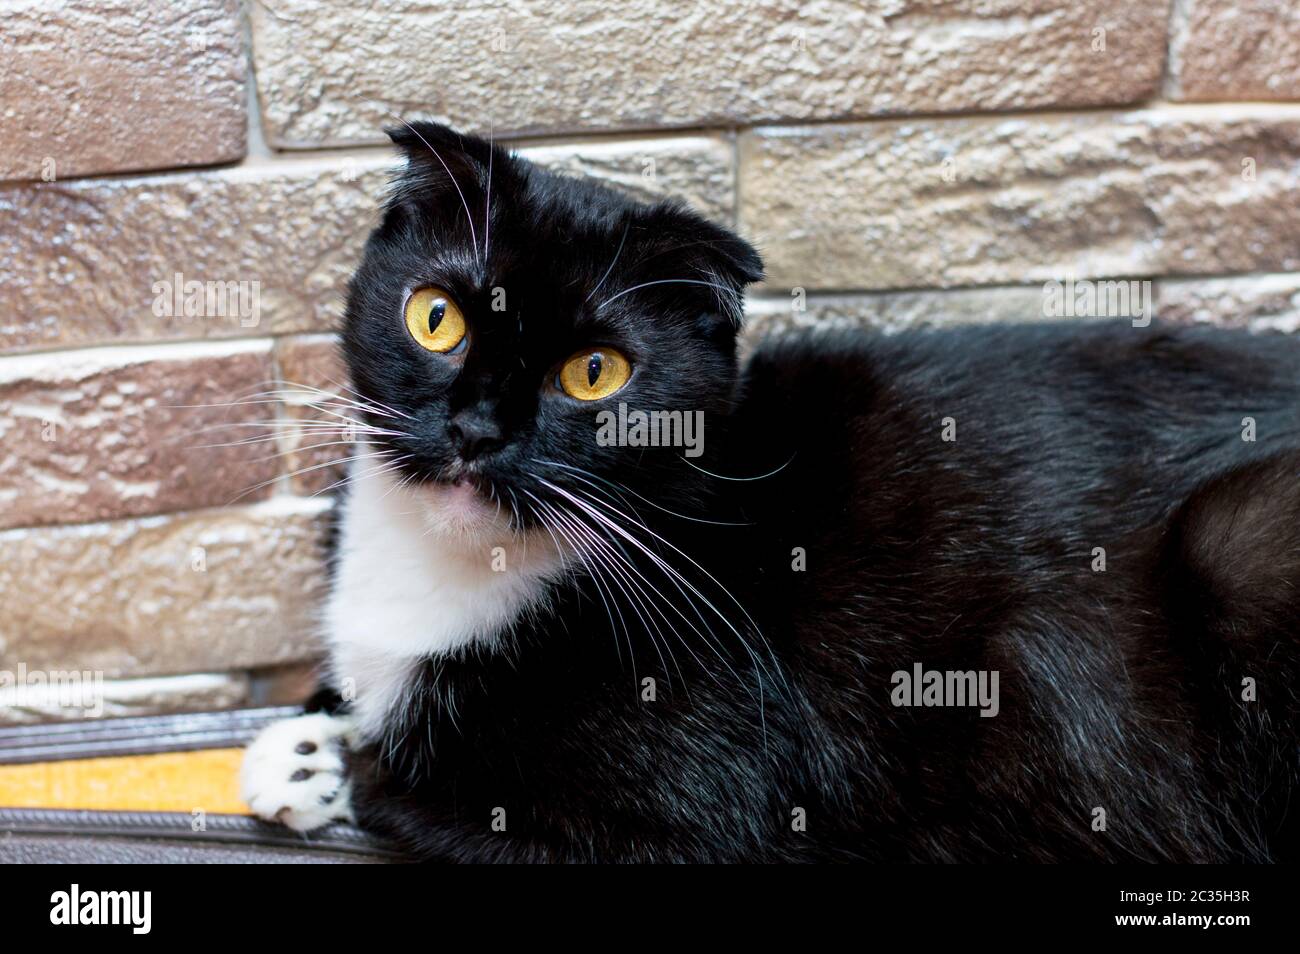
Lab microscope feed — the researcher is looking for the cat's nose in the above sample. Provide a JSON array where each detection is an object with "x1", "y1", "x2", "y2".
[{"x1": 448, "y1": 410, "x2": 505, "y2": 462}]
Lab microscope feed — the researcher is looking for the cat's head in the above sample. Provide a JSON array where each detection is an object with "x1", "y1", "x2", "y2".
[{"x1": 342, "y1": 122, "x2": 762, "y2": 544}]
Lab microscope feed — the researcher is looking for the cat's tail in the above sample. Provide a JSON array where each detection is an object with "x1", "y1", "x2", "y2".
[
  {"x1": 1158, "y1": 448, "x2": 1300, "y2": 859},
  {"x1": 1166, "y1": 449, "x2": 1300, "y2": 641}
]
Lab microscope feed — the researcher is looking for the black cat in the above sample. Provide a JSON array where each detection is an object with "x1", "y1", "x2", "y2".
[{"x1": 240, "y1": 122, "x2": 1300, "y2": 862}]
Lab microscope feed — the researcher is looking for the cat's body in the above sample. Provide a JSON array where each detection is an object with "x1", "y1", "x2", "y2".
[{"x1": 241, "y1": 123, "x2": 1300, "y2": 862}]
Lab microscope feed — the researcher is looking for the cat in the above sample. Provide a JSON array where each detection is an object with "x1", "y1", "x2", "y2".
[{"x1": 241, "y1": 121, "x2": 1300, "y2": 862}]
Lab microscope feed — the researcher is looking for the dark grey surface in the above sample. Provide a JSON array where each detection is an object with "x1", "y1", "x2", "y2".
[
  {"x1": 0, "y1": 832, "x2": 393, "y2": 864},
  {"x1": 0, "y1": 706, "x2": 299, "y2": 764},
  {"x1": 0, "y1": 710, "x2": 412, "y2": 864},
  {"x1": 0, "y1": 809, "x2": 408, "y2": 864}
]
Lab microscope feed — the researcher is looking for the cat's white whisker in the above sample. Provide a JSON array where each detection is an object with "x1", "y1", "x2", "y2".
[
  {"x1": 543, "y1": 500, "x2": 654, "y2": 681},
  {"x1": 482, "y1": 124, "x2": 494, "y2": 263},
  {"x1": 528, "y1": 494, "x2": 633, "y2": 673},
  {"x1": 230, "y1": 448, "x2": 398, "y2": 504},
  {"x1": 384, "y1": 111, "x2": 480, "y2": 267},
  {"x1": 544, "y1": 499, "x2": 687, "y2": 691},
  {"x1": 315, "y1": 454, "x2": 413, "y2": 499},
  {"x1": 316, "y1": 375, "x2": 416, "y2": 421},
  {"x1": 597, "y1": 278, "x2": 738, "y2": 310},
  {"x1": 270, "y1": 379, "x2": 411, "y2": 423},
  {"x1": 244, "y1": 438, "x2": 373, "y2": 465},
  {"x1": 532, "y1": 478, "x2": 751, "y2": 697},
  {"x1": 586, "y1": 220, "x2": 630, "y2": 302},
  {"x1": 678, "y1": 453, "x2": 797, "y2": 482},
  {"x1": 534, "y1": 458, "x2": 752, "y2": 526},
  {"x1": 537, "y1": 475, "x2": 786, "y2": 727}
]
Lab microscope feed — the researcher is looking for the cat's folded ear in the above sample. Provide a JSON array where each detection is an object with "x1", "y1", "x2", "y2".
[
  {"x1": 379, "y1": 120, "x2": 515, "y2": 238},
  {"x1": 638, "y1": 200, "x2": 765, "y2": 329},
  {"x1": 383, "y1": 120, "x2": 505, "y2": 210},
  {"x1": 386, "y1": 120, "x2": 497, "y2": 173}
]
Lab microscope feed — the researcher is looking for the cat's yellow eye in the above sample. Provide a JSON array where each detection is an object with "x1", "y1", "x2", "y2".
[
  {"x1": 558, "y1": 348, "x2": 632, "y2": 401},
  {"x1": 405, "y1": 287, "x2": 466, "y2": 353}
]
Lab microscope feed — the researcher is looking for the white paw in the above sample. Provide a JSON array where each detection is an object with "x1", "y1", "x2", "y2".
[{"x1": 240, "y1": 713, "x2": 356, "y2": 832}]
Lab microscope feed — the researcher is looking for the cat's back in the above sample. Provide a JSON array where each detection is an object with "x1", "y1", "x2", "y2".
[
  {"x1": 729, "y1": 320, "x2": 1300, "y2": 863},
  {"x1": 730, "y1": 317, "x2": 1300, "y2": 650},
  {"x1": 742, "y1": 318, "x2": 1300, "y2": 423},
  {"x1": 737, "y1": 319, "x2": 1300, "y2": 513}
]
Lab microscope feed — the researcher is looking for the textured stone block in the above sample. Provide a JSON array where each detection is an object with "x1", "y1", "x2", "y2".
[
  {"x1": 1, "y1": 137, "x2": 734, "y2": 354},
  {"x1": 0, "y1": 672, "x2": 250, "y2": 725},
  {"x1": 0, "y1": 340, "x2": 279, "y2": 530},
  {"x1": 744, "y1": 286, "x2": 1048, "y2": 338},
  {"x1": 739, "y1": 107, "x2": 1300, "y2": 291},
  {"x1": 0, "y1": 0, "x2": 246, "y2": 181},
  {"x1": 1170, "y1": 0, "x2": 1300, "y2": 101},
  {"x1": 275, "y1": 334, "x2": 351, "y2": 496},
  {"x1": 0, "y1": 498, "x2": 332, "y2": 679},
  {"x1": 250, "y1": 0, "x2": 1168, "y2": 146},
  {"x1": 1157, "y1": 273, "x2": 1300, "y2": 333}
]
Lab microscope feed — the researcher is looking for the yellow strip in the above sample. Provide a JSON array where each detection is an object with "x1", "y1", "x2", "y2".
[{"x1": 0, "y1": 748, "x2": 250, "y2": 814}]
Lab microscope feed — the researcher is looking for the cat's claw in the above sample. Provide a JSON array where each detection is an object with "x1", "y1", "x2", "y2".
[{"x1": 240, "y1": 712, "x2": 356, "y2": 832}]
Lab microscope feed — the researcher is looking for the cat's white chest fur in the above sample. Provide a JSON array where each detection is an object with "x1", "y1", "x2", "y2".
[{"x1": 323, "y1": 447, "x2": 564, "y2": 740}]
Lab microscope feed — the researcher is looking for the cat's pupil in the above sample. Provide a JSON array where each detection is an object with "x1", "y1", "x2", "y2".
[
  {"x1": 587, "y1": 353, "x2": 603, "y2": 387},
  {"x1": 427, "y1": 300, "x2": 446, "y2": 334}
]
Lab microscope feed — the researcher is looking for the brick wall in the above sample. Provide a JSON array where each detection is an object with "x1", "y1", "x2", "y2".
[{"x1": 1, "y1": 0, "x2": 1297, "y2": 722}]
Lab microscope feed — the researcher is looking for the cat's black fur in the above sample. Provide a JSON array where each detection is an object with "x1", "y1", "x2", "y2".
[{"x1": 329, "y1": 121, "x2": 1300, "y2": 862}]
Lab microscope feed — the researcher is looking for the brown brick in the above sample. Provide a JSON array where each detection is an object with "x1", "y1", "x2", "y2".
[
  {"x1": 251, "y1": 0, "x2": 1169, "y2": 146},
  {"x1": 0, "y1": 340, "x2": 279, "y2": 530},
  {"x1": 275, "y1": 335, "x2": 346, "y2": 394},
  {"x1": 248, "y1": 661, "x2": 323, "y2": 708},
  {"x1": 739, "y1": 107, "x2": 1300, "y2": 291},
  {"x1": 0, "y1": 156, "x2": 391, "y2": 355},
  {"x1": 0, "y1": 0, "x2": 247, "y2": 181},
  {"x1": 274, "y1": 335, "x2": 351, "y2": 496},
  {"x1": 1, "y1": 138, "x2": 733, "y2": 355},
  {"x1": 1170, "y1": 0, "x2": 1300, "y2": 101},
  {"x1": 0, "y1": 498, "x2": 332, "y2": 679}
]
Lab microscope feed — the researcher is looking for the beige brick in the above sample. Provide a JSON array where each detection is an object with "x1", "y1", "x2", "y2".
[
  {"x1": 521, "y1": 137, "x2": 736, "y2": 226},
  {"x1": 0, "y1": 340, "x2": 279, "y2": 530},
  {"x1": 739, "y1": 106, "x2": 1300, "y2": 291},
  {"x1": 250, "y1": 0, "x2": 1168, "y2": 147},
  {"x1": 1170, "y1": 0, "x2": 1300, "y2": 102},
  {"x1": 744, "y1": 286, "x2": 1048, "y2": 339},
  {"x1": 1157, "y1": 274, "x2": 1300, "y2": 333},
  {"x1": 0, "y1": 672, "x2": 250, "y2": 725},
  {"x1": 0, "y1": 137, "x2": 734, "y2": 354},
  {"x1": 0, "y1": 497, "x2": 332, "y2": 679},
  {"x1": 0, "y1": 0, "x2": 246, "y2": 181}
]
